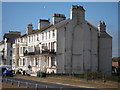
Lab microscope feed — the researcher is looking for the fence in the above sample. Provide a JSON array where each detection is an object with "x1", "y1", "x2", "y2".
[{"x1": 2, "y1": 77, "x2": 54, "y2": 89}]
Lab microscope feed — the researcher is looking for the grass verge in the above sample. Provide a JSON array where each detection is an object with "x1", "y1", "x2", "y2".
[{"x1": 15, "y1": 74, "x2": 120, "y2": 89}]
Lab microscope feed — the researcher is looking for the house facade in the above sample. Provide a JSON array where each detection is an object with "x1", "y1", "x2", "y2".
[
  {"x1": 112, "y1": 57, "x2": 120, "y2": 73},
  {"x1": 0, "y1": 31, "x2": 21, "y2": 65},
  {"x1": 12, "y1": 5, "x2": 112, "y2": 74}
]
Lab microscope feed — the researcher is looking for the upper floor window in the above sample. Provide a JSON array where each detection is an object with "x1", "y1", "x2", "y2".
[
  {"x1": 37, "y1": 34, "x2": 39, "y2": 41},
  {"x1": 39, "y1": 34, "x2": 41, "y2": 41},
  {"x1": 42, "y1": 33, "x2": 44, "y2": 40},
  {"x1": 13, "y1": 48, "x2": 15, "y2": 54},
  {"x1": 29, "y1": 36, "x2": 30, "y2": 43},
  {"x1": 20, "y1": 47, "x2": 22, "y2": 54},
  {"x1": 23, "y1": 59, "x2": 25, "y2": 66},
  {"x1": 46, "y1": 32, "x2": 47, "y2": 40},
  {"x1": 21, "y1": 38, "x2": 23, "y2": 43},
  {"x1": 11, "y1": 43, "x2": 12, "y2": 48},
  {"x1": 10, "y1": 50, "x2": 12, "y2": 56},
  {"x1": 34, "y1": 35, "x2": 35, "y2": 42},
  {"x1": 49, "y1": 31, "x2": 50, "y2": 39},
  {"x1": 32, "y1": 36, "x2": 33, "y2": 42},
  {"x1": 52, "y1": 30, "x2": 55, "y2": 38}
]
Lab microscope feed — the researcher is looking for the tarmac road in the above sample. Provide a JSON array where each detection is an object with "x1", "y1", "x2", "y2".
[{"x1": 2, "y1": 77, "x2": 99, "y2": 90}]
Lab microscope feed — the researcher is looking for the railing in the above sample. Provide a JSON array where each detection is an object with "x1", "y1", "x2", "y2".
[
  {"x1": 2, "y1": 77, "x2": 54, "y2": 89},
  {"x1": 24, "y1": 50, "x2": 56, "y2": 56}
]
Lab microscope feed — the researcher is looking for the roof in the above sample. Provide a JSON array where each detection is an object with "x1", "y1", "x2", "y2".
[
  {"x1": 112, "y1": 57, "x2": 120, "y2": 59},
  {"x1": 86, "y1": 21, "x2": 98, "y2": 30},
  {"x1": 39, "y1": 19, "x2": 50, "y2": 22},
  {"x1": 112, "y1": 57, "x2": 120, "y2": 62},
  {"x1": 49, "y1": 19, "x2": 71, "y2": 29},
  {"x1": 19, "y1": 19, "x2": 70, "y2": 38},
  {"x1": 4, "y1": 33, "x2": 21, "y2": 39},
  {"x1": 99, "y1": 32, "x2": 112, "y2": 38},
  {"x1": 0, "y1": 41, "x2": 4, "y2": 45}
]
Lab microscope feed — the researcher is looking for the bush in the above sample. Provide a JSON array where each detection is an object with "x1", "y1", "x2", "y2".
[
  {"x1": 74, "y1": 72, "x2": 119, "y2": 82},
  {"x1": 16, "y1": 70, "x2": 21, "y2": 74}
]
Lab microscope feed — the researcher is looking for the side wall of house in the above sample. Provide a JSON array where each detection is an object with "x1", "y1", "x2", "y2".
[
  {"x1": 56, "y1": 27, "x2": 66, "y2": 73},
  {"x1": 99, "y1": 37, "x2": 112, "y2": 74}
]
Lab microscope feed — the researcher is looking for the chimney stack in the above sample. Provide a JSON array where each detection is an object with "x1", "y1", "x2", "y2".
[
  {"x1": 53, "y1": 13, "x2": 66, "y2": 25},
  {"x1": 38, "y1": 19, "x2": 50, "y2": 30},
  {"x1": 98, "y1": 21, "x2": 106, "y2": 32},
  {"x1": 27, "y1": 24, "x2": 33, "y2": 34},
  {"x1": 70, "y1": 5, "x2": 85, "y2": 22}
]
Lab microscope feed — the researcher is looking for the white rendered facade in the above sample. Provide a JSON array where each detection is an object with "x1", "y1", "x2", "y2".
[
  {"x1": 12, "y1": 5, "x2": 112, "y2": 74},
  {"x1": 12, "y1": 24, "x2": 57, "y2": 73},
  {"x1": 0, "y1": 31, "x2": 21, "y2": 66}
]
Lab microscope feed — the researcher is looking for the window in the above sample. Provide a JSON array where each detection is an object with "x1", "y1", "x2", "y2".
[
  {"x1": 48, "y1": 57, "x2": 49, "y2": 66},
  {"x1": 10, "y1": 50, "x2": 12, "y2": 56},
  {"x1": 13, "y1": 48, "x2": 15, "y2": 54},
  {"x1": 11, "y1": 43, "x2": 12, "y2": 48},
  {"x1": 51, "y1": 57, "x2": 56, "y2": 66},
  {"x1": 10, "y1": 60, "x2": 12, "y2": 65},
  {"x1": 23, "y1": 59, "x2": 25, "y2": 66},
  {"x1": 23, "y1": 47, "x2": 25, "y2": 54},
  {"x1": 39, "y1": 34, "x2": 41, "y2": 40},
  {"x1": 32, "y1": 36, "x2": 33, "y2": 42},
  {"x1": 49, "y1": 31, "x2": 50, "y2": 39},
  {"x1": 34, "y1": 35, "x2": 35, "y2": 42},
  {"x1": 52, "y1": 30, "x2": 55, "y2": 38},
  {"x1": 37, "y1": 34, "x2": 39, "y2": 41},
  {"x1": 35, "y1": 58, "x2": 38, "y2": 65},
  {"x1": 30, "y1": 59, "x2": 33, "y2": 66},
  {"x1": 42, "y1": 33, "x2": 44, "y2": 40},
  {"x1": 29, "y1": 36, "x2": 30, "y2": 43},
  {"x1": 51, "y1": 42, "x2": 54, "y2": 50},
  {"x1": 46, "y1": 32, "x2": 47, "y2": 40},
  {"x1": 20, "y1": 47, "x2": 22, "y2": 54},
  {"x1": 49, "y1": 43, "x2": 50, "y2": 50}
]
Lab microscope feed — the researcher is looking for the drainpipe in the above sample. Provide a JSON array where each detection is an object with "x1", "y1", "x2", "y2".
[
  {"x1": 70, "y1": 27, "x2": 74, "y2": 75},
  {"x1": 64, "y1": 27, "x2": 66, "y2": 73}
]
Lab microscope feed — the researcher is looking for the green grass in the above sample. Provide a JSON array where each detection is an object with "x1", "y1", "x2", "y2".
[
  {"x1": 2, "y1": 82, "x2": 24, "y2": 88},
  {"x1": 15, "y1": 74, "x2": 119, "y2": 88}
]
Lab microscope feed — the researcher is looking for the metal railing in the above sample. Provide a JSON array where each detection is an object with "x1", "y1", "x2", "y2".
[
  {"x1": 2, "y1": 77, "x2": 55, "y2": 89},
  {"x1": 24, "y1": 50, "x2": 56, "y2": 56}
]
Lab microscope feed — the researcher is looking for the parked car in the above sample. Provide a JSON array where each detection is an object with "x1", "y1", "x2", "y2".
[
  {"x1": 3, "y1": 70, "x2": 13, "y2": 77},
  {"x1": 0, "y1": 65, "x2": 12, "y2": 76}
]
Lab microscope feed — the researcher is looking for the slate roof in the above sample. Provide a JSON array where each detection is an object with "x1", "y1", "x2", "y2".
[{"x1": 20, "y1": 19, "x2": 71, "y2": 38}]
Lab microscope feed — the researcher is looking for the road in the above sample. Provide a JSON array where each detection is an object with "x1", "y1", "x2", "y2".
[{"x1": 2, "y1": 77, "x2": 99, "y2": 90}]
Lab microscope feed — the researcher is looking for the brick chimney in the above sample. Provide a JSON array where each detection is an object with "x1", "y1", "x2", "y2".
[
  {"x1": 52, "y1": 13, "x2": 66, "y2": 25},
  {"x1": 38, "y1": 19, "x2": 50, "y2": 29}
]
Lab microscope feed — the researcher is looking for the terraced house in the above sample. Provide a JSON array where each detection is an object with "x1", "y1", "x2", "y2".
[{"x1": 12, "y1": 5, "x2": 112, "y2": 75}]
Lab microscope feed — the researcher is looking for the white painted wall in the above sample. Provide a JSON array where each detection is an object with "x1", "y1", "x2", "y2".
[
  {"x1": 99, "y1": 35, "x2": 112, "y2": 74},
  {"x1": 12, "y1": 5, "x2": 112, "y2": 75}
]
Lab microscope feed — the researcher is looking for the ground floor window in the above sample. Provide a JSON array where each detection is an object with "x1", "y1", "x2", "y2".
[
  {"x1": 23, "y1": 58, "x2": 25, "y2": 66},
  {"x1": 30, "y1": 59, "x2": 33, "y2": 66},
  {"x1": 19, "y1": 59, "x2": 22, "y2": 66},
  {"x1": 51, "y1": 57, "x2": 56, "y2": 67},
  {"x1": 35, "y1": 58, "x2": 38, "y2": 65},
  {"x1": 10, "y1": 60, "x2": 12, "y2": 65}
]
